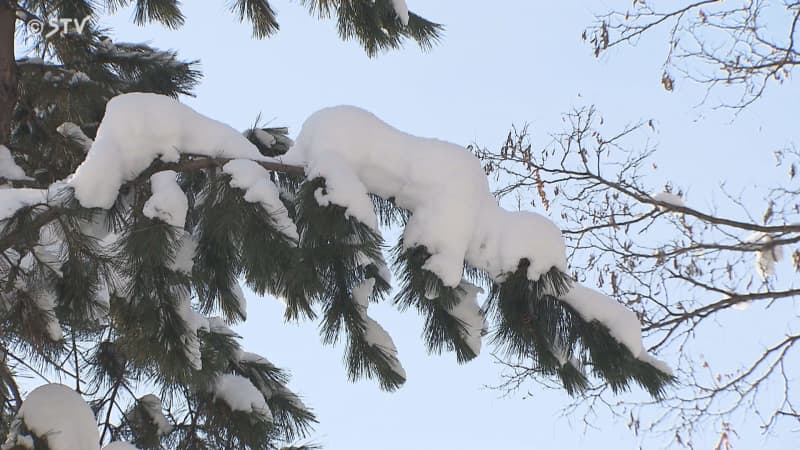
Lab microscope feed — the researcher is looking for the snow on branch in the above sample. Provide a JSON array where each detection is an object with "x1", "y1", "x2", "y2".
[
  {"x1": 285, "y1": 106, "x2": 568, "y2": 288},
  {"x1": 0, "y1": 188, "x2": 47, "y2": 221},
  {"x1": 213, "y1": 373, "x2": 274, "y2": 422},
  {"x1": 446, "y1": 282, "x2": 486, "y2": 356},
  {"x1": 391, "y1": 0, "x2": 410, "y2": 26},
  {"x1": 4, "y1": 384, "x2": 100, "y2": 450},
  {"x1": 135, "y1": 395, "x2": 173, "y2": 436},
  {"x1": 68, "y1": 93, "x2": 278, "y2": 209},
  {"x1": 560, "y1": 283, "x2": 669, "y2": 372},
  {"x1": 352, "y1": 278, "x2": 406, "y2": 380},
  {"x1": 143, "y1": 170, "x2": 188, "y2": 228},
  {"x1": 652, "y1": 191, "x2": 686, "y2": 210},
  {"x1": 2, "y1": 93, "x2": 669, "y2": 382},
  {"x1": 0, "y1": 145, "x2": 31, "y2": 181},
  {"x1": 57, "y1": 122, "x2": 93, "y2": 150},
  {"x1": 285, "y1": 105, "x2": 664, "y2": 369},
  {"x1": 223, "y1": 159, "x2": 299, "y2": 241}
]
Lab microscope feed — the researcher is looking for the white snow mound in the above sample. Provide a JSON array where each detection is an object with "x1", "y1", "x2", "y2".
[
  {"x1": 284, "y1": 106, "x2": 567, "y2": 287},
  {"x1": 0, "y1": 145, "x2": 30, "y2": 180},
  {"x1": 560, "y1": 283, "x2": 643, "y2": 357},
  {"x1": 4, "y1": 384, "x2": 100, "y2": 450},
  {"x1": 560, "y1": 283, "x2": 671, "y2": 372},
  {"x1": 749, "y1": 232, "x2": 784, "y2": 280},
  {"x1": 70, "y1": 93, "x2": 269, "y2": 209},
  {"x1": 137, "y1": 394, "x2": 172, "y2": 435},
  {"x1": 222, "y1": 159, "x2": 299, "y2": 240},
  {"x1": 213, "y1": 374, "x2": 273, "y2": 421},
  {"x1": 652, "y1": 191, "x2": 685, "y2": 209},
  {"x1": 143, "y1": 170, "x2": 188, "y2": 228},
  {"x1": 391, "y1": 0, "x2": 410, "y2": 25},
  {"x1": 0, "y1": 189, "x2": 46, "y2": 221}
]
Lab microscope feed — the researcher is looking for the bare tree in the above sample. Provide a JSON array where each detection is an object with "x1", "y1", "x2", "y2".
[
  {"x1": 475, "y1": 108, "x2": 800, "y2": 447},
  {"x1": 586, "y1": 0, "x2": 800, "y2": 108}
]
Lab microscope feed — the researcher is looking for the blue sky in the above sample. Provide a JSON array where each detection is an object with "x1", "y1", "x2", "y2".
[{"x1": 90, "y1": 2, "x2": 800, "y2": 449}]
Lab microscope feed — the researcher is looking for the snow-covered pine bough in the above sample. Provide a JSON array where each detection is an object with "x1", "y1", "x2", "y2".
[{"x1": 1, "y1": 92, "x2": 673, "y2": 448}]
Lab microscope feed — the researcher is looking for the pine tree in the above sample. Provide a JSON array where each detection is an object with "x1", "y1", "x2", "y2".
[
  {"x1": 0, "y1": 0, "x2": 444, "y2": 147},
  {"x1": 0, "y1": 2, "x2": 673, "y2": 449}
]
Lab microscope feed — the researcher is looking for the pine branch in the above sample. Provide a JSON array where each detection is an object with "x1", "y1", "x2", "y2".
[
  {"x1": 229, "y1": 0, "x2": 280, "y2": 38},
  {"x1": 0, "y1": 177, "x2": 45, "y2": 188},
  {"x1": 133, "y1": 0, "x2": 185, "y2": 28},
  {"x1": 99, "y1": 380, "x2": 121, "y2": 444},
  {"x1": 0, "y1": 156, "x2": 305, "y2": 254},
  {"x1": 0, "y1": 205, "x2": 65, "y2": 253},
  {"x1": 160, "y1": 155, "x2": 304, "y2": 177}
]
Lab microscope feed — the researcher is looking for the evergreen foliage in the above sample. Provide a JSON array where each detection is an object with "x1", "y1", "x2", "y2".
[
  {"x1": 300, "y1": 0, "x2": 443, "y2": 55},
  {"x1": 0, "y1": 1, "x2": 673, "y2": 449}
]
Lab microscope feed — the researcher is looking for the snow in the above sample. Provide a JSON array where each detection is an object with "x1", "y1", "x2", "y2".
[
  {"x1": 749, "y1": 232, "x2": 784, "y2": 280},
  {"x1": 69, "y1": 71, "x2": 90, "y2": 85},
  {"x1": 175, "y1": 294, "x2": 209, "y2": 370},
  {"x1": 69, "y1": 93, "x2": 271, "y2": 209},
  {"x1": 142, "y1": 170, "x2": 188, "y2": 228},
  {"x1": 0, "y1": 145, "x2": 30, "y2": 180},
  {"x1": 18, "y1": 57, "x2": 43, "y2": 65},
  {"x1": 652, "y1": 191, "x2": 685, "y2": 209},
  {"x1": 169, "y1": 230, "x2": 197, "y2": 274},
  {"x1": 251, "y1": 129, "x2": 276, "y2": 148},
  {"x1": 550, "y1": 336, "x2": 572, "y2": 367},
  {"x1": 57, "y1": 122, "x2": 93, "y2": 150},
  {"x1": 232, "y1": 282, "x2": 247, "y2": 320},
  {"x1": 283, "y1": 106, "x2": 662, "y2": 370},
  {"x1": 103, "y1": 443, "x2": 139, "y2": 450},
  {"x1": 33, "y1": 288, "x2": 63, "y2": 341},
  {"x1": 276, "y1": 385, "x2": 307, "y2": 410},
  {"x1": 0, "y1": 188, "x2": 46, "y2": 221},
  {"x1": 213, "y1": 374, "x2": 273, "y2": 421},
  {"x1": 33, "y1": 96, "x2": 663, "y2": 377},
  {"x1": 4, "y1": 434, "x2": 33, "y2": 449},
  {"x1": 560, "y1": 283, "x2": 642, "y2": 357},
  {"x1": 32, "y1": 222, "x2": 67, "y2": 277},
  {"x1": 560, "y1": 283, "x2": 670, "y2": 372},
  {"x1": 222, "y1": 159, "x2": 299, "y2": 240},
  {"x1": 352, "y1": 278, "x2": 406, "y2": 379},
  {"x1": 137, "y1": 394, "x2": 172, "y2": 435},
  {"x1": 467, "y1": 208, "x2": 566, "y2": 285},
  {"x1": 285, "y1": 106, "x2": 567, "y2": 287},
  {"x1": 96, "y1": 40, "x2": 182, "y2": 67},
  {"x1": 3, "y1": 384, "x2": 100, "y2": 450},
  {"x1": 42, "y1": 71, "x2": 62, "y2": 83},
  {"x1": 732, "y1": 300, "x2": 752, "y2": 311},
  {"x1": 97, "y1": 232, "x2": 128, "y2": 299},
  {"x1": 446, "y1": 283, "x2": 485, "y2": 355},
  {"x1": 238, "y1": 351, "x2": 272, "y2": 366},
  {"x1": 208, "y1": 316, "x2": 239, "y2": 336},
  {"x1": 639, "y1": 352, "x2": 673, "y2": 376},
  {"x1": 391, "y1": 0, "x2": 410, "y2": 25}
]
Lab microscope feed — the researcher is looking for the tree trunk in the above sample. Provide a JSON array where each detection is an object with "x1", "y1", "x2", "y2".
[{"x1": 0, "y1": 2, "x2": 16, "y2": 146}]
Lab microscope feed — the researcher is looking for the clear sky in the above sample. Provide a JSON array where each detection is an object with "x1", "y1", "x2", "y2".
[{"x1": 93, "y1": 2, "x2": 799, "y2": 449}]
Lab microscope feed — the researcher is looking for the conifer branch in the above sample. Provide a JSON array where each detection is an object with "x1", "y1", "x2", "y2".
[
  {"x1": 0, "y1": 205, "x2": 64, "y2": 252},
  {"x1": 0, "y1": 155, "x2": 305, "y2": 254},
  {"x1": 0, "y1": 177, "x2": 45, "y2": 188},
  {"x1": 160, "y1": 154, "x2": 305, "y2": 177}
]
